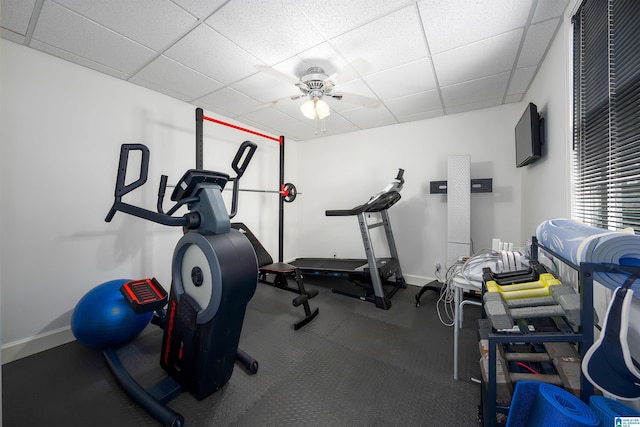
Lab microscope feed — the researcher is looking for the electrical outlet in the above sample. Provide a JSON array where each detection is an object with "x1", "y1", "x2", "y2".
[{"x1": 435, "y1": 262, "x2": 441, "y2": 273}]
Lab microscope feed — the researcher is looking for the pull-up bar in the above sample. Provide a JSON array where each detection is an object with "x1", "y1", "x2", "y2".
[
  {"x1": 202, "y1": 114, "x2": 281, "y2": 143},
  {"x1": 195, "y1": 108, "x2": 289, "y2": 262}
]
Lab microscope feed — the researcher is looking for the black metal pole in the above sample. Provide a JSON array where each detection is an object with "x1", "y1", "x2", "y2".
[
  {"x1": 279, "y1": 136, "x2": 285, "y2": 262},
  {"x1": 196, "y1": 108, "x2": 203, "y2": 169}
]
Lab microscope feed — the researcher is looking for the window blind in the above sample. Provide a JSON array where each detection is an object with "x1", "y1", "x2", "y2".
[{"x1": 572, "y1": 0, "x2": 640, "y2": 232}]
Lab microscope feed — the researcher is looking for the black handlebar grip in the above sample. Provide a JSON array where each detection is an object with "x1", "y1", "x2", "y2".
[
  {"x1": 114, "y1": 144, "x2": 150, "y2": 198},
  {"x1": 157, "y1": 175, "x2": 168, "y2": 214},
  {"x1": 232, "y1": 141, "x2": 258, "y2": 178},
  {"x1": 158, "y1": 175, "x2": 168, "y2": 198},
  {"x1": 105, "y1": 206, "x2": 117, "y2": 222}
]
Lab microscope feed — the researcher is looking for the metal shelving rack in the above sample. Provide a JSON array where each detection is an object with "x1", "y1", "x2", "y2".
[{"x1": 481, "y1": 236, "x2": 601, "y2": 426}]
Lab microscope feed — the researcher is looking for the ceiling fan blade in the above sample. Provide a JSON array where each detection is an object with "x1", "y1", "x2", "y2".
[
  {"x1": 254, "y1": 95, "x2": 299, "y2": 110},
  {"x1": 326, "y1": 59, "x2": 372, "y2": 85},
  {"x1": 295, "y1": 82, "x2": 310, "y2": 93},
  {"x1": 255, "y1": 65, "x2": 299, "y2": 85},
  {"x1": 330, "y1": 92, "x2": 380, "y2": 108}
]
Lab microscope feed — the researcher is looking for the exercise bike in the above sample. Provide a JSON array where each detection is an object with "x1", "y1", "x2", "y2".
[{"x1": 103, "y1": 140, "x2": 259, "y2": 426}]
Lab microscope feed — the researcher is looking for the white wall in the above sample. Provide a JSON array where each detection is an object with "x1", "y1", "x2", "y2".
[
  {"x1": 295, "y1": 103, "x2": 524, "y2": 284},
  {"x1": 520, "y1": 11, "x2": 640, "y2": 410},
  {"x1": 0, "y1": 39, "x2": 293, "y2": 361},
  {"x1": 0, "y1": 10, "x2": 575, "y2": 360},
  {"x1": 519, "y1": 14, "x2": 573, "y2": 237}
]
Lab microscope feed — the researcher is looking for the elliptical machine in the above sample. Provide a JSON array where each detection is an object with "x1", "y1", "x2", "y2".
[{"x1": 103, "y1": 140, "x2": 259, "y2": 426}]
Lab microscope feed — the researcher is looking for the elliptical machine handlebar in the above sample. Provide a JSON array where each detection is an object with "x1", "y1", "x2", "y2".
[
  {"x1": 228, "y1": 140, "x2": 258, "y2": 218},
  {"x1": 105, "y1": 141, "x2": 257, "y2": 229}
]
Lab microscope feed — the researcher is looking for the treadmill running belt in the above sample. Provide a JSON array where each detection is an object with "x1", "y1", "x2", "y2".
[{"x1": 291, "y1": 258, "x2": 368, "y2": 271}]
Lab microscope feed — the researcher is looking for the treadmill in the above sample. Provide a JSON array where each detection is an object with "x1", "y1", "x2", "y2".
[{"x1": 290, "y1": 169, "x2": 407, "y2": 309}]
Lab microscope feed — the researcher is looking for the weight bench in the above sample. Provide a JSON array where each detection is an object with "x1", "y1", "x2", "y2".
[{"x1": 231, "y1": 223, "x2": 319, "y2": 330}]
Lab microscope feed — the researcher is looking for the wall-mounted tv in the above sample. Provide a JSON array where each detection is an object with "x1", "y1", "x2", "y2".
[{"x1": 515, "y1": 102, "x2": 543, "y2": 168}]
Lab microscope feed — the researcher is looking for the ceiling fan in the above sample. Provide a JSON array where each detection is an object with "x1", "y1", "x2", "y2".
[{"x1": 255, "y1": 62, "x2": 380, "y2": 128}]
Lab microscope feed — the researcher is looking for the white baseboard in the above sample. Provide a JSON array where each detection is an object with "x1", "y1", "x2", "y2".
[
  {"x1": 2, "y1": 326, "x2": 76, "y2": 364},
  {"x1": 403, "y1": 274, "x2": 439, "y2": 287}
]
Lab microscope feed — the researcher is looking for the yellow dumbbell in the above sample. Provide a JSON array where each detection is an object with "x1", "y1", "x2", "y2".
[{"x1": 485, "y1": 273, "x2": 562, "y2": 300}]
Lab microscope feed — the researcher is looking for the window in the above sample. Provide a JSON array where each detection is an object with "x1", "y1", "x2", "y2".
[{"x1": 572, "y1": 0, "x2": 640, "y2": 232}]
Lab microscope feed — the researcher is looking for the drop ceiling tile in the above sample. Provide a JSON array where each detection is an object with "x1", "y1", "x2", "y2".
[
  {"x1": 295, "y1": 0, "x2": 412, "y2": 39},
  {"x1": 172, "y1": 0, "x2": 228, "y2": 19},
  {"x1": 133, "y1": 55, "x2": 224, "y2": 100},
  {"x1": 129, "y1": 76, "x2": 192, "y2": 102},
  {"x1": 284, "y1": 123, "x2": 326, "y2": 141},
  {"x1": 505, "y1": 93, "x2": 524, "y2": 103},
  {"x1": 532, "y1": 0, "x2": 570, "y2": 23},
  {"x1": 239, "y1": 108, "x2": 301, "y2": 132},
  {"x1": 53, "y1": 0, "x2": 197, "y2": 51},
  {"x1": 385, "y1": 90, "x2": 442, "y2": 117},
  {"x1": 508, "y1": 65, "x2": 537, "y2": 95},
  {"x1": 364, "y1": 58, "x2": 436, "y2": 100},
  {"x1": 397, "y1": 109, "x2": 444, "y2": 122},
  {"x1": 517, "y1": 18, "x2": 560, "y2": 68},
  {"x1": 265, "y1": 119, "x2": 319, "y2": 141},
  {"x1": 30, "y1": 39, "x2": 129, "y2": 79},
  {"x1": 165, "y1": 25, "x2": 260, "y2": 85},
  {"x1": 433, "y1": 29, "x2": 522, "y2": 87},
  {"x1": 1, "y1": 0, "x2": 37, "y2": 35},
  {"x1": 321, "y1": 111, "x2": 363, "y2": 133},
  {"x1": 193, "y1": 99, "x2": 239, "y2": 119},
  {"x1": 339, "y1": 105, "x2": 397, "y2": 128},
  {"x1": 231, "y1": 73, "x2": 302, "y2": 107},
  {"x1": 196, "y1": 87, "x2": 259, "y2": 116},
  {"x1": 0, "y1": 0, "x2": 567, "y2": 140},
  {"x1": 419, "y1": 0, "x2": 533, "y2": 54},
  {"x1": 32, "y1": 1, "x2": 156, "y2": 74},
  {"x1": 330, "y1": 6, "x2": 428, "y2": 75},
  {"x1": 441, "y1": 71, "x2": 510, "y2": 108},
  {"x1": 446, "y1": 97, "x2": 503, "y2": 115},
  {"x1": 1, "y1": 28, "x2": 24, "y2": 43},
  {"x1": 205, "y1": 0, "x2": 324, "y2": 65}
]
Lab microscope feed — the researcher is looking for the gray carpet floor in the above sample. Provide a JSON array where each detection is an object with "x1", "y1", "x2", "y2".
[{"x1": 3, "y1": 278, "x2": 482, "y2": 426}]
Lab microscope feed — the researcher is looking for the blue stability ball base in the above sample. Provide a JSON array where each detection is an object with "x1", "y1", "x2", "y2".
[{"x1": 71, "y1": 279, "x2": 153, "y2": 349}]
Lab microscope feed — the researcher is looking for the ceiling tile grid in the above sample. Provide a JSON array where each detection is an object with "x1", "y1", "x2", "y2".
[
  {"x1": 32, "y1": 1, "x2": 158, "y2": 75},
  {"x1": 1, "y1": 0, "x2": 37, "y2": 40},
  {"x1": 51, "y1": 0, "x2": 198, "y2": 51},
  {"x1": 163, "y1": 24, "x2": 261, "y2": 85},
  {"x1": 204, "y1": 0, "x2": 325, "y2": 66},
  {"x1": 1, "y1": 0, "x2": 570, "y2": 140},
  {"x1": 418, "y1": 0, "x2": 533, "y2": 54},
  {"x1": 432, "y1": 29, "x2": 524, "y2": 88},
  {"x1": 330, "y1": 6, "x2": 429, "y2": 76},
  {"x1": 133, "y1": 55, "x2": 224, "y2": 101}
]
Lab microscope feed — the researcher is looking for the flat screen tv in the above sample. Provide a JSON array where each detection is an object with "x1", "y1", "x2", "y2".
[{"x1": 515, "y1": 102, "x2": 543, "y2": 168}]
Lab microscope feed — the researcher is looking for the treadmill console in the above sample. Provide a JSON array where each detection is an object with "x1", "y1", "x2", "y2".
[{"x1": 326, "y1": 168, "x2": 404, "y2": 216}]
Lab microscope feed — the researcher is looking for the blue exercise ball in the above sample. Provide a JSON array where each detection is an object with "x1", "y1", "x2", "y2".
[{"x1": 71, "y1": 279, "x2": 153, "y2": 349}]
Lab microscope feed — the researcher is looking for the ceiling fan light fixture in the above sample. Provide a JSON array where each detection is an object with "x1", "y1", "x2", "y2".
[
  {"x1": 300, "y1": 98, "x2": 330, "y2": 120},
  {"x1": 315, "y1": 99, "x2": 330, "y2": 119}
]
